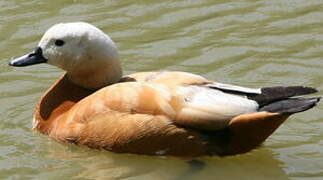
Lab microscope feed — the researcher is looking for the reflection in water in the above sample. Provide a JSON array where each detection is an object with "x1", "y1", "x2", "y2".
[
  {"x1": 41, "y1": 141, "x2": 288, "y2": 180},
  {"x1": 0, "y1": 0, "x2": 323, "y2": 179}
]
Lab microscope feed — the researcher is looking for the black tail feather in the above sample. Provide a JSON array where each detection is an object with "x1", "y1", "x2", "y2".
[
  {"x1": 259, "y1": 97, "x2": 321, "y2": 114},
  {"x1": 248, "y1": 86, "x2": 318, "y2": 106}
]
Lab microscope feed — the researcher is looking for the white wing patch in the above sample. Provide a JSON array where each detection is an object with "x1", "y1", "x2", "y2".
[{"x1": 176, "y1": 86, "x2": 259, "y2": 130}]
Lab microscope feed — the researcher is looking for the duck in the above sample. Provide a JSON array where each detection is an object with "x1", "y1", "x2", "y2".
[{"x1": 9, "y1": 22, "x2": 320, "y2": 157}]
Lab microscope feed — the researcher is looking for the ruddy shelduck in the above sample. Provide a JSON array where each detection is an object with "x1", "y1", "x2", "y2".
[{"x1": 9, "y1": 22, "x2": 320, "y2": 157}]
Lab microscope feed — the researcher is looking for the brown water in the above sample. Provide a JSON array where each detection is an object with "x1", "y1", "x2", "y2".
[{"x1": 1, "y1": 0, "x2": 323, "y2": 179}]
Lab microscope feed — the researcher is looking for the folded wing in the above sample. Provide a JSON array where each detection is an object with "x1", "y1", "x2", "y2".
[{"x1": 71, "y1": 81, "x2": 259, "y2": 131}]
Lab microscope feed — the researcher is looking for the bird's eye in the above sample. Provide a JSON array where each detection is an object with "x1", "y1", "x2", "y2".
[{"x1": 55, "y1": 39, "x2": 65, "y2": 46}]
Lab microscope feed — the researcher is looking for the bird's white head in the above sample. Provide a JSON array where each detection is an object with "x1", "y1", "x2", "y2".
[{"x1": 10, "y1": 22, "x2": 122, "y2": 89}]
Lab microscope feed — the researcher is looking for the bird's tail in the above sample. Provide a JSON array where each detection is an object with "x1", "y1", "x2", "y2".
[
  {"x1": 259, "y1": 97, "x2": 321, "y2": 114},
  {"x1": 247, "y1": 86, "x2": 318, "y2": 107}
]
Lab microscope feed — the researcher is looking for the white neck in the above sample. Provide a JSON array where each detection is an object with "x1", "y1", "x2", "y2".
[{"x1": 66, "y1": 60, "x2": 123, "y2": 90}]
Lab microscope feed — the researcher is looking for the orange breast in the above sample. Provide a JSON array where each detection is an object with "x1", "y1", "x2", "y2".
[{"x1": 34, "y1": 74, "x2": 94, "y2": 137}]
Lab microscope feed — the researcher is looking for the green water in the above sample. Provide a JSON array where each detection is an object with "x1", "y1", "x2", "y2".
[{"x1": 1, "y1": 0, "x2": 323, "y2": 179}]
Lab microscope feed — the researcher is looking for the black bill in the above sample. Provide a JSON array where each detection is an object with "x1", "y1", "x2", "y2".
[{"x1": 9, "y1": 47, "x2": 47, "y2": 67}]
